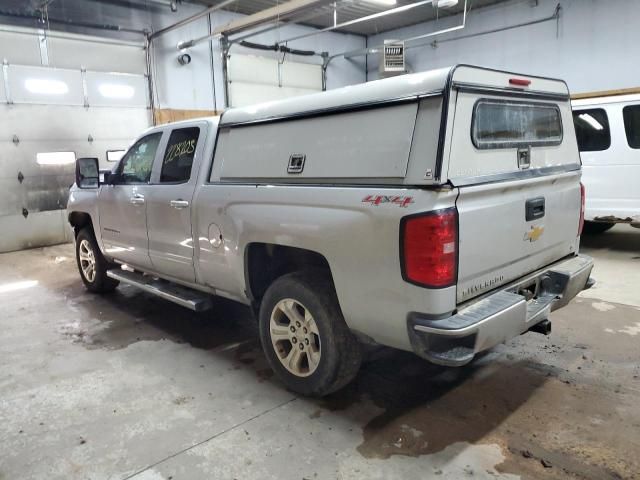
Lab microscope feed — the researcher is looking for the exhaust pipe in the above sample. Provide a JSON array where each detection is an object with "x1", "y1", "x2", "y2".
[{"x1": 529, "y1": 319, "x2": 551, "y2": 335}]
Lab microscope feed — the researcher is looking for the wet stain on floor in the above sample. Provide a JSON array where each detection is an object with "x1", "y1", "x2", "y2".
[
  {"x1": 355, "y1": 362, "x2": 543, "y2": 460},
  {"x1": 60, "y1": 284, "x2": 256, "y2": 351}
]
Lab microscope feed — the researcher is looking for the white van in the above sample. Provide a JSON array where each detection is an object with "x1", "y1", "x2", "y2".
[{"x1": 572, "y1": 93, "x2": 640, "y2": 233}]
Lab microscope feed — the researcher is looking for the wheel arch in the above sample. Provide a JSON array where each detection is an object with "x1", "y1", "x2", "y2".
[
  {"x1": 68, "y1": 211, "x2": 95, "y2": 238},
  {"x1": 244, "y1": 243, "x2": 335, "y2": 313}
]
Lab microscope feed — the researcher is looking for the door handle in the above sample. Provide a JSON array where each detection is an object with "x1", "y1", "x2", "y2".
[
  {"x1": 130, "y1": 194, "x2": 145, "y2": 205},
  {"x1": 170, "y1": 199, "x2": 190, "y2": 209},
  {"x1": 525, "y1": 197, "x2": 545, "y2": 221}
]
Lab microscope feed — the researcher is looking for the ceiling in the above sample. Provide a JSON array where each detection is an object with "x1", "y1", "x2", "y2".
[
  {"x1": 195, "y1": 0, "x2": 509, "y2": 36},
  {"x1": 0, "y1": 0, "x2": 510, "y2": 39}
]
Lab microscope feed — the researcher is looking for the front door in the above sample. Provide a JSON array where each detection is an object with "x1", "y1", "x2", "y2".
[
  {"x1": 98, "y1": 132, "x2": 163, "y2": 270},
  {"x1": 145, "y1": 124, "x2": 206, "y2": 283}
]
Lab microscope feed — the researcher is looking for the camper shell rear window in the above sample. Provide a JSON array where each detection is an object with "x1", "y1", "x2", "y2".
[{"x1": 472, "y1": 99, "x2": 563, "y2": 149}]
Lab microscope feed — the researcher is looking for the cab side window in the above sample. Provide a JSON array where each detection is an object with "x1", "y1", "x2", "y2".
[
  {"x1": 118, "y1": 133, "x2": 162, "y2": 184},
  {"x1": 572, "y1": 108, "x2": 611, "y2": 152},
  {"x1": 160, "y1": 127, "x2": 201, "y2": 183}
]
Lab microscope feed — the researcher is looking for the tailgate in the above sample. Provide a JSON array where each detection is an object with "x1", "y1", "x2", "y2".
[
  {"x1": 445, "y1": 67, "x2": 582, "y2": 303},
  {"x1": 455, "y1": 173, "x2": 581, "y2": 303}
]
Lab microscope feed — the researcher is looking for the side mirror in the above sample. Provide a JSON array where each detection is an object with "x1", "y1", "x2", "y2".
[{"x1": 75, "y1": 157, "x2": 100, "y2": 189}]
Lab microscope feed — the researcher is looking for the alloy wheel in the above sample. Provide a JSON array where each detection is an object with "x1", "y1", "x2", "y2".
[
  {"x1": 78, "y1": 239, "x2": 97, "y2": 283},
  {"x1": 269, "y1": 298, "x2": 321, "y2": 377}
]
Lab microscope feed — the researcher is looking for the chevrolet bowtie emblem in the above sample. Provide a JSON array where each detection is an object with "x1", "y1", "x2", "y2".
[{"x1": 524, "y1": 225, "x2": 545, "y2": 242}]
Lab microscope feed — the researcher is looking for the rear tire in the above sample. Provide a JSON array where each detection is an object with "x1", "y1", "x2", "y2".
[
  {"x1": 258, "y1": 270, "x2": 362, "y2": 396},
  {"x1": 583, "y1": 221, "x2": 615, "y2": 235},
  {"x1": 75, "y1": 228, "x2": 119, "y2": 293}
]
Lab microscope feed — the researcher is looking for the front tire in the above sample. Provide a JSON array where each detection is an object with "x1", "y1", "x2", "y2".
[
  {"x1": 75, "y1": 228, "x2": 119, "y2": 293},
  {"x1": 258, "y1": 271, "x2": 362, "y2": 396},
  {"x1": 583, "y1": 221, "x2": 615, "y2": 235}
]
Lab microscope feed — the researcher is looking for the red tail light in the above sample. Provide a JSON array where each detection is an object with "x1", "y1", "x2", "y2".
[
  {"x1": 401, "y1": 208, "x2": 458, "y2": 288},
  {"x1": 579, "y1": 183, "x2": 586, "y2": 236}
]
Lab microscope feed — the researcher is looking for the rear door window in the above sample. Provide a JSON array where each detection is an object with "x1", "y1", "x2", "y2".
[
  {"x1": 623, "y1": 105, "x2": 640, "y2": 149},
  {"x1": 573, "y1": 108, "x2": 611, "y2": 151},
  {"x1": 160, "y1": 127, "x2": 201, "y2": 183},
  {"x1": 472, "y1": 99, "x2": 563, "y2": 149}
]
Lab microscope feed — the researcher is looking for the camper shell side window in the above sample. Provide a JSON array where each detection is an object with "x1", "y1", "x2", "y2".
[{"x1": 471, "y1": 99, "x2": 563, "y2": 150}]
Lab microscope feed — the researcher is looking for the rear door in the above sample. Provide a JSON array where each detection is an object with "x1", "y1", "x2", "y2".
[
  {"x1": 145, "y1": 123, "x2": 207, "y2": 283},
  {"x1": 447, "y1": 72, "x2": 582, "y2": 304}
]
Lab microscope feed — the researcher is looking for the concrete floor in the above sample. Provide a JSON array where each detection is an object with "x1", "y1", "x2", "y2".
[{"x1": 1, "y1": 226, "x2": 639, "y2": 480}]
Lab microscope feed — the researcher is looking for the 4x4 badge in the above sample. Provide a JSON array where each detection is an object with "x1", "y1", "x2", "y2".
[{"x1": 362, "y1": 195, "x2": 414, "y2": 208}]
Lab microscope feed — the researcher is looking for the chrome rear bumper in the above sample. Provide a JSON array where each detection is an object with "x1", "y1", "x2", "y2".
[{"x1": 408, "y1": 254, "x2": 594, "y2": 367}]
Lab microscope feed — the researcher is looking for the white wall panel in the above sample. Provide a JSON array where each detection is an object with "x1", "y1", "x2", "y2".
[
  {"x1": 46, "y1": 37, "x2": 145, "y2": 74},
  {"x1": 228, "y1": 83, "x2": 319, "y2": 108},
  {"x1": 8, "y1": 65, "x2": 84, "y2": 105},
  {"x1": 0, "y1": 26, "x2": 145, "y2": 72},
  {"x1": 281, "y1": 62, "x2": 323, "y2": 90},
  {"x1": 0, "y1": 105, "x2": 149, "y2": 146},
  {"x1": 227, "y1": 54, "x2": 322, "y2": 107},
  {"x1": 151, "y1": 3, "x2": 216, "y2": 111},
  {"x1": 228, "y1": 54, "x2": 279, "y2": 85},
  {"x1": 0, "y1": 30, "x2": 42, "y2": 66},
  {"x1": 85, "y1": 72, "x2": 148, "y2": 107}
]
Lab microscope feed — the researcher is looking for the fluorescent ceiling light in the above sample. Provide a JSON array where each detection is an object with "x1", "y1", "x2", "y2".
[
  {"x1": 435, "y1": 0, "x2": 458, "y2": 7},
  {"x1": 98, "y1": 83, "x2": 135, "y2": 99},
  {"x1": 0, "y1": 280, "x2": 38, "y2": 294},
  {"x1": 579, "y1": 113, "x2": 604, "y2": 131},
  {"x1": 365, "y1": 0, "x2": 397, "y2": 5},
  {"x1": 25, "y1": 78, "x2": 68, "y2": 95},
  {"x1": 36, "y1": 151, "x2": 76, "y2": 166}
]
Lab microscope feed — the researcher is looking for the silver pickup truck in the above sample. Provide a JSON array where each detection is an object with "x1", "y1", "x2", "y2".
[{"x1": 68, "y1": 64, "x2": 593, "y2": 396}]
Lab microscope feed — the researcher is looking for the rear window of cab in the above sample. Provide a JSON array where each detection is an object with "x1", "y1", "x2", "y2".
[{"x1": 472, "y1": 99, "x2": 563, "y2": 149}]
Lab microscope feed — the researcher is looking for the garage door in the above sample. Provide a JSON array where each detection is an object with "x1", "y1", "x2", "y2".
[
  {"x1": 0, "y1": 64, "x2": 150, "y2": 253},
  {"x1": 227, "y1": 54, "x2": 322, "y2": 108}
]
